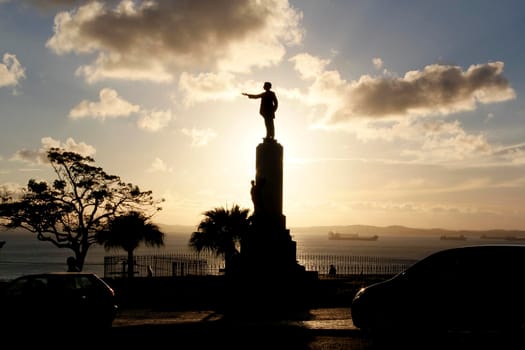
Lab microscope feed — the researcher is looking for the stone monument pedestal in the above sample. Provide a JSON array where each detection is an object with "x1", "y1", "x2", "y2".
[
  {"x1": 240, "y1": 138, "x2": 305, "y2": 275},
  {"x1": 227, "y1": 138, "x2": 317, "y2": 316}
]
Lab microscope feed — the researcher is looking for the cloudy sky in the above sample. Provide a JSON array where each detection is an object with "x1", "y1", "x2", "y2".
[{"x1": 1, "y1": 0, "x2": 524, "y2": 230}]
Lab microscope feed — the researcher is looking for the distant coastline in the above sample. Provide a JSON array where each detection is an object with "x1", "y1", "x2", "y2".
[
  {"x1": 285, "y1": 224, "x2": 525, "y2": 238},
  {"x1": 4, "y1": 224, "x2": 525, "y2": 239},
  {"x1": 481, "y1": 234, "x2": 525, "y2": 241}
]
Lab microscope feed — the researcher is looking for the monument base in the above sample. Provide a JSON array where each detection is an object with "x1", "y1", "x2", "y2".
[
  {"x1": 223, "y1": 135, "x2": 318, "y2": 316},
  {"x1": 224, "y1": 258, "x2": 318, "y2": 318},
  {"x1": 239, "y1": 212, "x2": 305, "y2": 275}
]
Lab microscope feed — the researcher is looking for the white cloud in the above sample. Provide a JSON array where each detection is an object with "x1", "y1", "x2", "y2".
[
  {"x1": 284, "y1": 53, "x2": 519, "y2": 164},
  {"x1": 69, "y1": 88, "x2": 172, "y2": 131},
  {"x1": 289, "y1": 53, "x2": 516, "y2": 124},
  {"x1": 137, "y1": 109, "x2": 172, "y2": 132},
  {"x1": 147, "y1": 157, "x2": 173, "y2": 173},
  {"x1": 290, "y1": 53, "x2": 331, "y2": 80},
  {"x1": 372, "y1": 57, "x2": 383, "y2": 70},
  {"x1": 11, "y1": 137, "x2": 96, "y2": 164},
  {"x1": 68, "y1": 87, "x2": 174, "y2": 132},
  {"x1": 497, "y1": 143, "x2": 525, "y2": 165},
  {"x1": 352, "y1": 118, "x2": 494, "y2": 163},
  {"x1": 181, "y1": 127, "x2": 217, "y2": 147},
  {"x1": 69, "y1": 88, "x2": 140, "y2": 119},
  {"x1": 287, "y1": 53, "x2": 349, "y2": 126},
  {"x1": 0, "y1": 53, "x2": 26, "y2": 88},
  {"x1": 179, "y1": 71, "x2": 240, "y2": 106},
  {"x1": 46, "y1": 0, "x2": 303, "y2": 83}
]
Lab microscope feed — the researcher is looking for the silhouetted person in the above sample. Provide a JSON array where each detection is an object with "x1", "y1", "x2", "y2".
[
  {"x1": 329, "y1": 264, "x2": 336, "y2": 277},
  {"x1": 67, "y1": 256, "x2": 80, "y2": 272},
  {"x1": 242, "y1": 81, "x2": 278, "y2": 139}
]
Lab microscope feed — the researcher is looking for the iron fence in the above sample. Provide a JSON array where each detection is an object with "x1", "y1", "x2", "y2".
[
  {"x1": 104, "y1": 252, "x2": 417, "y2": 279},
  {"x1": 297, "y1": 254, "x2": 417, "y2": 277},
  {"x1": 104, "y1": 251, "x2": 224, "y2": 278}
]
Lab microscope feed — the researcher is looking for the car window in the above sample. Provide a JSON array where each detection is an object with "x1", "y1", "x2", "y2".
[
  {"x1": 31, "y1": 278, "x2": 48, "y2": 291},
  {"x1": 76, "y1": 276, "x2": 95, "y2": 289},
  {"x1": 48, "y1": 276, "x2": 74, "y2": 291},
  {"x1": 4, "y1": 276, "x2": 49, "y2": 296},
  {"x1": 403, "y1": 246, "x2": 525, "y2": 290},
  {"x1": 403, "y1": 250, "x2": 468, "y2": 285},
  {"x1": 404, "y1": 252, "x2": 447, "y2": 279}
]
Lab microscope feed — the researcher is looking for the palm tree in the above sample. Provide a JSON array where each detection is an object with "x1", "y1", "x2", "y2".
[
  {"x1": 189, "y1": 204, "x2": 250, "y2": 275},
  {"x1": 97, "y1": 211, "x2": 165, "y2": 278}
]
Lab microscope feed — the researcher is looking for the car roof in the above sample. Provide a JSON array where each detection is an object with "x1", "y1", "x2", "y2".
[
  {"x1": 420, "y1": 244, "x2": 525, "y2": 264},
  {"x1": 434, "y1": 244, "x2": 525, "y2": 254},
  {"x1": 13, "y1": 272, "x2": 100, "y2": 279}
]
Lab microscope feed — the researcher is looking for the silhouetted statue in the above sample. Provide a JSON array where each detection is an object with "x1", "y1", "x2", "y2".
[
  {"x1": 242, "y1": 81, "x2": 278, "y2": 140},
  {"x1": 250, "y1": 179, "x2": 263, "y2": 213},
  {"x1": 250, "y1": 180, "x2": 257, "y2": 207}
]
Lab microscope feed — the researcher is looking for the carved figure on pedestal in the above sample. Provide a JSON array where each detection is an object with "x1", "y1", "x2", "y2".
[{"x1": 250, "y1": 178, "x2": 264, "y2": 214}]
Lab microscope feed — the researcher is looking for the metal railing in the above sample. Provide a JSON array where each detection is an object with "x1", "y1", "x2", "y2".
[
  {"x1": 104, "y1": 252, "x2": 417, "y2": 279},
  {"x1": 297, "y1": 254, "x2": 416, "y2": 277}
]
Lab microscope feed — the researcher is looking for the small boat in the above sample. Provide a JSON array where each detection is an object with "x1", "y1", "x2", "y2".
[
  {"x1": 328, "y1": 231, "x2": 379, "y2": 241},
  {"x1": 440, "y1": 235, "x2": 467, "y2": 241},
  {"x1": 0, "y1": 240, "x2": 5, "y2": 248}
]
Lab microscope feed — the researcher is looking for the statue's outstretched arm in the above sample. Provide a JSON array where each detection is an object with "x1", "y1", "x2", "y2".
[{"x1": 242, "y1": 92, "x2": 262, "y2": 99}]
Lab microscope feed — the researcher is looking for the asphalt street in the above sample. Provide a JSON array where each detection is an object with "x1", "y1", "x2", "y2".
[{"x1": 106, "y1": 307, "x2": 525, "y2": 350}]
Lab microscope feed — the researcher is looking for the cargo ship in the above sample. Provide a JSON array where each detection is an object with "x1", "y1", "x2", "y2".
[
  {"x1": 328, "y1": 231, "x2": 379, "y2": 241},
  {"x1": 440, "y1": 235, "x2": 467, "y2": 241}
]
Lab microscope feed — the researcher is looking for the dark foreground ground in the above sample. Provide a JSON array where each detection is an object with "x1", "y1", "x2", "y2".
[
  {"x1": 22, "y1": 309, "x2": 525, "y2": 350},
  {"x1": 108, "y1": 307, "x2": 525, "y2": 350},
  {"x1": 105, "y1": 275, "x2": 525, "y2": 350},
  {"x1": 7, "y1": 275, "x2": 525, "y2": 349}
]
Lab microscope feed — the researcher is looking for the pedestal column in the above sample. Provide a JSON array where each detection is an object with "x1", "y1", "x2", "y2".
[{"x1": 242, "y1": 138, "x2": 299, "y2": 274}]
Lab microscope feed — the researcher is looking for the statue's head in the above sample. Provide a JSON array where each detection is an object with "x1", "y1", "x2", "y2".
[{"x1": 263, "y1": 82, "x2": 272, "y2": 90}]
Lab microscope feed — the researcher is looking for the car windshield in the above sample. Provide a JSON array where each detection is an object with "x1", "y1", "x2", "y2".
[{"x1": 401, "y1": 246, "x2": 525, "y2": 285}]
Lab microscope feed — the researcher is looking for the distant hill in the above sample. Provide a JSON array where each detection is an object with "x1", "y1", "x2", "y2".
[
  {"x1": 1, "y1": 225, "x2": 197, "y2": 237},
  {"x1": 4, "y1": 223, "x2": 525, "y2": 239},
  {"x1": 158, "y1": 224, "x2": 196, "y2": 235},
  {"x1": 288, "y1": 224, "x2": 525, "y2": 238}
]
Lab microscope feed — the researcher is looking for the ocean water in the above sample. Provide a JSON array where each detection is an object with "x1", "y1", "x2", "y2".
[
  {"x1": 0, "y1": 230, "x2": 192, "y2": 281},
  {"x1": 1, "y1": 229, "x2": 520, "y2": 281}
]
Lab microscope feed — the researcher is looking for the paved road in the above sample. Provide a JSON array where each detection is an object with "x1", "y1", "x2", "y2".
[
  {"x1": 108, "y1": 307, "x2": 362, "y2": 349},
  {"x1": 108, "y1": 307, "x2": 525, "y2": 350},
  {"x1": 113, "y1": 307, "x2": 356, "y2": 330}
]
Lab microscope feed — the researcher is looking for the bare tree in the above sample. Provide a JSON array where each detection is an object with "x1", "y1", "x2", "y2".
[{"x1": 0, "y1": 148, "x2": 163, "y2": 270}]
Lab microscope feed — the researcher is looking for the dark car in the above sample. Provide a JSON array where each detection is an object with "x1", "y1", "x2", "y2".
[
  {"x1": 351, "y1": 245, "x2": 525, "y2": 333},
  {"x1": 0, "y1": 272, "x2": 118, "y2": 330}
]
